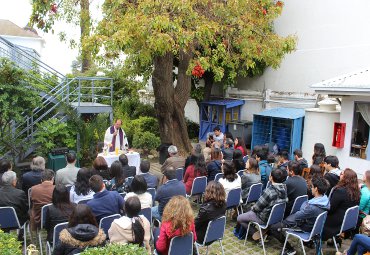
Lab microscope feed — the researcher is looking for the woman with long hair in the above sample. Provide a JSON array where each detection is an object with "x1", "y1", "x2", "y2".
[
  {"x1": 206, "y1": 146, "x2": 222, "y2": 183},
  {"x1": 54, "y1": 204, "x2": 106, "y2": 255},
  {"x1": 307, "y1": 164, "x2": 324, "y2": 198},
  {"x1": 125, "y1": 175, "x2": 152, "y2": 209},
  {"x1": 69, "y1": 168, "x2": 94, "y2": 204},
  {"x1": 241, "y1": 158, "x2": 261, "y2": 200},
  {"x1": 219, "y1": 160, "x2": 241, "y2": 199},
  {"x1": 233, "y1": 149, "x2": 245, "y2": 172},
  {"x1": 183, "y1": 153, "x2": 207, "y2": 194},
  {"x1": 109, "y1": 196, "x2": 151, "y2": 252},
  {"x1": 323, "y1": 168, "x2": 361, "y2": 243},
  {"x1": 312, "y1": 143, "x2": 326, "y2": 165},
  {"x1": 359, "y1": 170, "x2": 370, "y2": 220},
  {"x1": 106, "y1": 160, "x2": 126, "y2": 193},
  {"x1": 92, "y1": 156, "x2": 110, "y2": 180},
  {"x1": 45, "y1": 185, "x2": 76, "y2": 243},
  {"x1": 195, "y1": 181, "x2": 226, "y2": 244},
  {"x1": 234, "y1": 137, "x2": 247, "y2": 157},
  {"x1": 155, "y1": 196, "x2": 197, "y2": 255}
]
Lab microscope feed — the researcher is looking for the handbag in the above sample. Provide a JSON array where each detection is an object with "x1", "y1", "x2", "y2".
[{"x1": 360, "y1": 214, "x2": 370, "y2": 236}]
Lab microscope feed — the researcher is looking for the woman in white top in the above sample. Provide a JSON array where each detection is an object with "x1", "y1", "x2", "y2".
[
  {"x1": 219, "y1": 160, "x2": 241, "y2": 199},
  {"x1": 69, "y1": 168, "x2": 95, "y2": 203},
  {"x1": 124, "y1": 175, "x2": 152, "y2": 209}
]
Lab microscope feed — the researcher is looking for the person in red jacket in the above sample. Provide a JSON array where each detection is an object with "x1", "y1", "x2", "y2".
[
  {"x1": 154, "y1": 196, "x2": 197, "y2": 255},
  {"x1": 183, "y1": 154, "x2": 207, "y2": 194}
]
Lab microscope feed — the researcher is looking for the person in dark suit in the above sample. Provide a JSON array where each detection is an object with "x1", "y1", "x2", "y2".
[
  {"x1": 22, "y1": 156, "x2": 45, "y2": 194},
  {"x1": 139, "y1": 160, "x2": 158, "y2": 188},
  {"x1": 222, "y1": 138, "x2": 234, "y2": 160},
  {"x1": 119, "y1": 154, "x2": 136, "y2": 178}
]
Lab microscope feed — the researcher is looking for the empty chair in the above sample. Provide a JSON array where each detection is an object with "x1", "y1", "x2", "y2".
[
  {"x1": 332, "y1": 206, "x2": 359, "y2": 252},
  {"x1": 169, "y1": 232, "x2": 194, "y2": 255},
  {"x1": 147, "y1": 188, "x2": 156, "y2": 206},
  {"x1": 46, "y1": 222, "x2": 69, "y2": 255},
  {"x1": 176, "y1": 168, "x2": 184, "y2": 182},
  {"x1": 195, "y1": 216, "x2": 226, "y2": 255},
  {"x1": 214, "y1": 173, "x2": 224, "y2": 182},
  {"x1": 140, "y1": 207, "x2": 152, "y2": 224},
  {"x1": 290, "y1": 195, "x2": 308, "y2": 215},
  {"x1": 77, "y1": 198, "x2": 91, "y2": 204},
  {"x1": 226, "y1": 188, "x2": 242, "y2": 215},
  {"x1": 99, "y1": 214, "x2": 121, "y2": 237},
  {"x1": 281, "y1": 211, "x2": 328, "y2": 255},
  {"x1": 243, "y1": 183, "x2": 263, "y2": 204},
  {"x1": 187, "y1": 176, "x2": 207, "y2": 200},
  {"x1": 244, "y1": 203, "x2": 286, "y2": 255}
]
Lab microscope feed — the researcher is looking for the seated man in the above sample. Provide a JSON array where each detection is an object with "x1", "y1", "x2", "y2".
[
  {"x1": 87, "y1": 175, "x2": 124, "y2": 222},
  {"x1": 270, "y1": 177, "x2": 330, "y2": 255},
  {"x1": 277, "y1": 151, "x2": 289, "y2": 173},
  {"x1": 237, "y1": 168, "x2": 287, "y2": 239},
  {"x1": 55, "y1": 152, "x2": 80, "y2": 186},
  {"x1": 30, "y1": 169, "x2": 55, "y2": 231},
  {"x1": 222, "y1": 138, "x2": 234, "y2": 161},
  {"x1": 160, "y1": 145, "x2": 185, "y2": 174},
  {"x1": 139, "y1": 160, "x2": 158, "y2": 188},
  {"x1": 119, "y1": 154, "x2": 136, "y2": 178},
  {"x1": 22, "y1": 156, "x2": 45, "y2": 194},
  {"x1": 0, "y1": 171, "x2": 28, "y2": 226},
  {"x1": 152, "y1": 167, "x2": 186, "y2": 221},
  {"x1": 323, "y1": 155, "x2": 341, "y2": 195},
  {"x1": 293, "y1": 149, "x2": 308, "y2": 172}
]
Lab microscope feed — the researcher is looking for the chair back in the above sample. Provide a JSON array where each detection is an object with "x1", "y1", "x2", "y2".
[
  {"x1": 147, "y1": 188, "x2": 156, "y2": 205},
  {"x1": 28, "y1": 188, "x2": 32, "y2": 209},
  {"x1": 40, "y1": 203, "x2": 53, "y2": 229},
  {"x1": 265, "y1": 203, "x2": 286, "y2": 226},
  {"x1": 214, "y1": 173, "x2": 224, "y2": 182},
  {"x1": 190, "y1": 176, "x2": 207, "y2": 196},
  {"x1": 99, "y1": 214, "x2": 121, "y2": 236},
  {"x1": 52, "y1": 222, "x2": 69, "y2": 249},
  {"x1": 308, "y1": 211, "x2": 327, "y2": 240},
  {"x1": 290, "y1": 195, "x2": 308, "y2": 215},
  {"x1": 126, "y1": 176, "x2": 134, "y2": 186},
  {"x1": 243, "y1": 155, "x2": 248, "y2": 163},
  {"x1": 78, "y1": 198, "x2": 91, "y2": 204},
  {"x1": 245, "y1": 183, "x2": 263, "y2": 203},
  {"x1": 0, "y1": 207, "x2": 21, "y2": 229},
  {"x1": 140, "y1": 207, "x2": 152, "y2": 223},
  {"x1": 226, "y1": 188, "x2": 241, "y2": 209},
  {"x1": 328, "y1": 188, "x2": 335, "y2": 199},
  {"x1": 203, "y1": 216, "x2": 226, "y2": 245},
  {"x1": 176, "y1": 168, "x2": 184, "y2": 181},
  {"x1": 169, "y1": 232, "x2": 193, "y2": 255},
  {"x1": 339, "y1": 206, "x2": 359, "y2": 234},
  {"x1": 237, "y1": 170, "x2": 244, "y2": 177}
]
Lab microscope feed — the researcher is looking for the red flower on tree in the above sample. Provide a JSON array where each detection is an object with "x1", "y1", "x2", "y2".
[
  {"x1": 261, "y1": 8, "x2": 267, "y2": 15},
  {"x1": 50, "y1": 3, "x2": 57, "y2": 13},
  {"x1": 191, "y1": 62, "x2": 205, "y2": 78},
  {"x1": 276, "y1": 1, "x2": 283, "y2": 7}
]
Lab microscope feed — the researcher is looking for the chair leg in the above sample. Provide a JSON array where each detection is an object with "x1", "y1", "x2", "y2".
[
  {"x1": 206, "y1": 245, "x2": 209, "y2": 255},
  {"x1": 195, "y1": 244, "x2": 200, "y2": 255},
  {"x1": 219, "y1": 240, "x2": 224, "y2": 255},
  {"x1": 23, "y1": 226, "x2": 27, "y2": 255},
  {"x1": 281, "y1": 234, "x2": 289, "y2": 255},
  {"x1": 299, "y1": 238, "x2": 306, "y2": 255},
  {"x1": 244, "y1": 222, "x2": 251, "y2": 245},
  {"x1": 258, "y1": 226, "x2": 266, "y2": 255},
  {"x1": 333, "y1": 235, "x2": 339, "y2": 252},
  {"x1": 38, "y1": 231, "x2": 43, "y2": 255}
]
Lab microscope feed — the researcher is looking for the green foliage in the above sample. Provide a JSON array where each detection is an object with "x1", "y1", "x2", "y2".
[
  {"x1": 0, "y1": 230, "x2": 22, "y2": 255},
  {"x1": 133, "y1": 131, "x2": 161, "y2": 151},
  {"x1": 186, "y1": 118, "x2": 200, "y2": 140},
  {"x1": 81, "y1": 243, "x2": 147, "y2": 255},
  {"x1": 116, "y1": 98, "x2": 156, "y2": 119},
  {"x1": 124, "y1": 116, "x2": 160, "y2": 144},
  {"x1": 34, "y1": 118, "x2": 77, "y2": 157}
]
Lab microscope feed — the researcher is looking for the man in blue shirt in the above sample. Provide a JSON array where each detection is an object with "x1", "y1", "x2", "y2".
[
  {"x1": 152, "y1": 167, "x2": 186, "y2": 220},
  {"x1": 139, "y1": 160, "x2": 158, "y2": 188},
  {"x1": 87, "y1": 175, "x2": 124, "y2": 222}
]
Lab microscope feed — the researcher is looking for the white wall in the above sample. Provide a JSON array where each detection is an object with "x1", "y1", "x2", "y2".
[
  {"x1": 2, "y1": 35, "x2": 44, "y2": 56},
  {"x1": 236, "y1": 0, "x2": 370, "y2": 93},
  {"x1": 336, "y1": 96, "x2": 370, "y2": 177},
  {"x1": 184, "y1": 99, "x2": 200, "y2": 124}
]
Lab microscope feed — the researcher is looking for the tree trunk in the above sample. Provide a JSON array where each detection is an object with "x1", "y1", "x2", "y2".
[
  {"x1": 152, "y1": 51, "x2": 192, "y2": 155},
  {"x1": 80, "y1": 0, "x2": 91, "y2": 72},
  {"x1": 203, "y1": 71, "x2": 214, "y2": 101}
]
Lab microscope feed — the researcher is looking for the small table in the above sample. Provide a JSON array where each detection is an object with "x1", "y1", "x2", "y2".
[{"x1": 97, "y1": 152, "x2": 141, "y2": 174}]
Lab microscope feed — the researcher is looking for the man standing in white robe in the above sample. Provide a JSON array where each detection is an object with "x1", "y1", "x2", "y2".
[{"x1": 104, "y1": 119, "x2": 129, "y2": 152}]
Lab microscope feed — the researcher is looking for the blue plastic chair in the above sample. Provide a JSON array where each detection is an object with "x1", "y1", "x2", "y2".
[
  {"x1": 214, "y1": 173, "x2": 224, "y2": 182},
  {"x1": 140, "y1": 207, "x2": 152, "y2": 224},
  {"x1": 281, "y1": 211, "x2": 327, "y2": 255},
  {"x1": 243, "y1": 155, "x2": 249, "y2": 163},
  {"x1": 195, "y1": 216, "x2": 226, "y2": 255},
  {"x1": 46, "y1": 222, "x2": 69, "y2": 255},
  {"x1": 77, "y1": 198, "x2": 91, "y2": 204},
  {"x1": 244, "y1": 203, "x2": 286, "y2": 255},
  {"x1": 147, "y1": 188, "x2": 156, "y2": 206},
  {"x1": 168, "y1": 232, "x2": 194, "y2": 255},
  {"x1": 237, "y1": 170, "x2": 244, "y2": 177},
  {"x1": 176, "y1": 168, "x2": 184, "y2": 181},
  {"x1": 333, "y1": 206, "x2": 359, "y2": 252},
  {"x1": 244, "y1": 183, "x2": 263, "y2": 204},
  {"x1": 226, "y1": 188, "x2": 242, "y2": 215},
  {"x1": 99, "y1": 214, "x2": 121, "y2": 237},
  {"x1": 187, "y1": 176, "x2": 207, "y2": 200},
  {"x1": 290, "y1": 195, "x2": 308, "y2": 215},
  {"x1": 0, "y1": 207, "x2": 27, "y2": 254},
  {"x1": 39, "y1": 203, "x2": 52, "y2": 255}
]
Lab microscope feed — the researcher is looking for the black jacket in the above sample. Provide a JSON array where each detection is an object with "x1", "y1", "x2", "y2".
[
  {"x1": 53, "y1": 224, "x2": 106, "y2": 255},
  {"x1": 122, "y1": 165, "x2": 136, "y2": 178},
  {"x1": 206, "y1": 160, "x2": 222, "y2": 183},
  {"x1": 324, "y1": 173, "x2": 340, "y2": 196},
  {"x1": 195, "y1": 200, "x2": 226, "y2": 244},
  {"x1": 0, "y1": 184, "x2": 28, "y2": 225},
  {"x1": 22, "y1": 169, "x2": 43, "y2": 194},
  {"x1": 284, "y1": 176, "x2": 308, "y2": 217},
  {"x1": 45, "y1": 204, "x2": 76, "y2": 242}
]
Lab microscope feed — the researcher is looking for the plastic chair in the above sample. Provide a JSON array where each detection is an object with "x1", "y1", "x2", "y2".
[
  {"x1": 244, "y1": 203, "x2": 286, "y2": 255},
  {"x1": 77, "y1": 198, "x2": 91, "y2": 204},
  {"x1": 0, "y1": 207, "x2": 27, "y2": 254},
  {"x1": 46, "y1": 222, "x2": 68, "y2": 255},
  {"x1": 147, "y1": 188, "x2": 156, "y2": 206},
  {"x1": 186, "y1": 176, "x2": 207, "y2": 200},
  {"x1": 237, "y1": 170, "x2": 244, "y2": 177},
  {"x1": 195, "y1": 216, "x2": 226, "y2": 255},
  {"x1": 126, "y1": 176, "x2": 134, "y2": 186},
  {"x1": 333, "y1": 206, "x2": 359, "y2": 252},
  {"x1": 226, "y1": 188, "x2": 242, "y2": 215},
  {"x1": 281, "y1": 211, "x2": 327, "y2": 255},
  {"x1": 119, "y1": 192, "x2": 126, "y2": 199},
  {"x1": 99, "y1": 214, "x2": 121, "y2": 237},
  {"x1": 39, "y1": 203, "x2": 52, "y2": 255},
  {"x1": 140, "y1": 207, "x2": 152, "y2": 224},
  {"x1": 244, "y1": 183, "x2": 263, "y2": 204},
  {"x1": 168, "y1": 232, "x2": 194, "y2": 255},
  {"x1": 243, "y1": 155, "x2": 249, "y2": 163},
  {"x1": 290, "y1": 195, "x2": 308, "y2": 215},
  {"x1": 176, "y1": 168, "x2": 184, "y2": 181},
  {"x1": 214, "y1": 173, "x2": 224, "y2": 182}
]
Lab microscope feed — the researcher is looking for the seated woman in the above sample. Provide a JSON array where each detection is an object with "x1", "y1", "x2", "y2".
[
  {"x1": 45, "y1": 185, "x2": 75, "y2": 243},
  {"x1": 53, "y1": 204, "x2": 106, "y2": 255},
  {"x1": 106, "y1": 160, "x2": 127, "y2": 194},
  {"x1": 154, "y1": 196, "x2": 197, "y2": 255},
  {"x1": 92, "y1": 156, "x2": 110, "y2": 180},
  {"x1": 69, "y1": 168, "x2": 95, "y2": 204},
  {"x1": 183, "y1": 153, "x2": 207, "y2": 195},
  {"x1": 108, "y1": 196, "x2": 151, "y2": 252},
  {"x1": 359, "y1": 170, "x2": 370, "y2": 225},
  {"x1": 184, "y1": 143, "x2": 202, "y2": 170},
  {"x1": 219, "y1": 160, "x2": 241, "y2": 199},
  {"x1": 311, "y1": 143, "x2": 326, "y2": 166},
  {"x1": 195, "y1": 181, "x2": 226, "y2": 244},
  {"x1": 233, "y1": 149, "x2": 245, "y2": 172},
  {"x1": 337, "y1": 234, "x2": 370, "y2": 255},
  {"x1": 323, "y1": 168, "x2": 361, "y2": 243},
  {"x1": 306, "y1": 164, "x2": 324, "y2": 199},
  {"x1": 206, "y1": 146, "x2": 222, "y2": 183},
  {"x1": 234, "y1": 137, "x2": 247, "y2": 157},
  {"x1": 241, "y1": 158, "x2": 261, "y2": 201},
  {"x1": 125, "y1": 175, "x2": 152, "y2": 209}
]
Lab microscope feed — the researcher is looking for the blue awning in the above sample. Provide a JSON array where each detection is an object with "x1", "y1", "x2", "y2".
[
  {"x1": 201, "y1": 99, "x2": 245, "y2": 109},
  {"x1": 255, "y1": 108, "x2": 305, "y2": 119}
]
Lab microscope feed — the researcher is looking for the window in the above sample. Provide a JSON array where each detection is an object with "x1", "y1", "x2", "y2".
[{"x1": 350, "y1": 102, "x2": 370, "y2": 160}]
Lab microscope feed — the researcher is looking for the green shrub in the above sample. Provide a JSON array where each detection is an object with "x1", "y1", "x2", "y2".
[
  {"x1": 81, "y1": 243, "x2": 147, "y2": 255},
  {"x1": 0, "y1": 230, "x2": 22, "y2": 255},
  {"x1": 117, "y1": 98, "x2": 156, "y2": 119},
  {"x1": 123, "y1": 116, "x2": 159, "y2": 145},
  {"x1": 186, "y1": 118, "x2": 200, "y2": 140},
  {"x1": 132, "y1": 131, "x2": 160, "y2": 151},
  {"x1": 132, "y1": 103, "x2": 156, "y2": 119}
]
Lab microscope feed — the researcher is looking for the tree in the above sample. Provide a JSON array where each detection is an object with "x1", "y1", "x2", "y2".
[
  {"x1": 87, "y1": 0, "x2": 296, "y2": 153},
  {"x1": 30, "y1": 0, "x2": 92, "y2": 72}
]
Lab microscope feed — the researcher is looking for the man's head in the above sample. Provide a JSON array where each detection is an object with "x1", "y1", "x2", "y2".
[
  {"x1": 168, "y1": 145, "x2": 178, "y2": 156},
  {"x1": 89, "y1": 174, "x2": 105, "y2": 193},
  {"x1": 140, "y1": 160, "x2": 150, "y2": 173},
  {"x1": 213, "y1": 126, "x2": 221, "y2": 136},
  {"x1": 0, "y1": 159, "x2": 12, "y2": 173},
  {"x1": 192, "y1": 144, "x2": 202, "y2": 155},
  {"x1": 119, "y1": 154, "x2": 129, "y2": 166},
  {"x1": 163, "y1": 167, "x2": 176, "y2": 181},
  {"x1": 311, "y1": 176, "x2": 329, "y2": 196},
  {"x1": 114, "y1": 119, "x2": 122, "y2": 129},
  {"x1": 224, "y1": 138, "x2": 234, "y2": 149},
  {"x1": 323, "y1": 155, "x2": 339, "y2": 171},
  {"x1": 66, "y1": 152, "x2": 77, "y2": 165},
  {"x1": 270, "y1": 168, "x2": 286, "y2": 184},
  {"x1": 288, "y1": 161, "x2": 302, "y2": 176},
  {"x1": 293, "y1": 149, "x2": 303, "y2": 160},
  {"x1": 2, "y1": 170, "x2": 17, "y2": 187},
  {"x1": 255, "y1": 147, "x2": 268, "y2": 161},
  {"x1": 42, "y1": 169, "x2": 55, "y2": 182},
  {"x1": 31, "y1": 156, "x2": 46, "y2": 171},
  {"x1": 278, "y1": 151, "x2": 289, "y2": 163}
]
